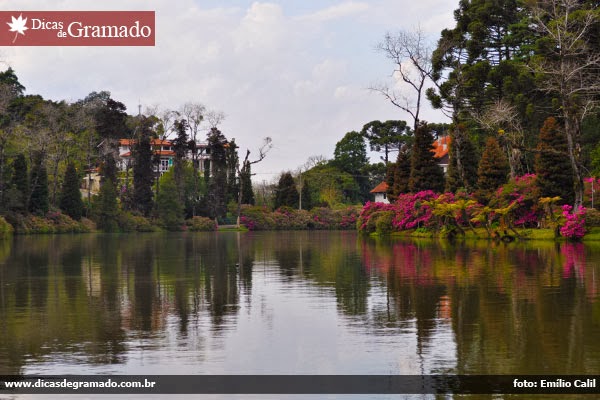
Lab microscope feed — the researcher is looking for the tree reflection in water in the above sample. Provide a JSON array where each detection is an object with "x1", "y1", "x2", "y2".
[{"x1": 0, "y1": 232, "x2": 599, "y2": 377}]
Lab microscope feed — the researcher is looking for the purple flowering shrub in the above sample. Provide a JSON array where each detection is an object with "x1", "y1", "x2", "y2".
[
  {"x1": 240, "y1": 205, "x2": 360, "y2": 230},
  {"x1": 560, "y1": 205, "x2": 586, "y2": 240}
]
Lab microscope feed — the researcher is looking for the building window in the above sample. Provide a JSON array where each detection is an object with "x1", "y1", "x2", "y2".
[{"x1": 160, "y1": 159, "x2": 170, "y2": 172}]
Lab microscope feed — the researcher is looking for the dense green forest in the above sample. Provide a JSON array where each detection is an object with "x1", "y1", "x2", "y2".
[{"x1": 0, "y1": 0, "x2": 599, "y2": 234}]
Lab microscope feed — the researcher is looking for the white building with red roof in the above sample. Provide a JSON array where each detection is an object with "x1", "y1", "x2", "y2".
[{"x1": 118, "y1": 138, "x2": 212, "y2": 176}]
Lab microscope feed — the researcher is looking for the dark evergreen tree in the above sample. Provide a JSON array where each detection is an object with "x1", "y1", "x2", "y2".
[
  {"x1": 95, "y1": 179, "x2": 119, "y2": 232},
  {"x1": 226, "y1": 138, "x2": 239, "y2": 205},
  {"x1": 172, "y1": 119, "x2": 189, "y2": 203},
  {"x1": 300, "y1": 177, "x2": 312, "y2": 210},
  {"x1": 0, "y1": 67, "x2": 26, "y2": 97},
  {"x1": 476, "y1": 137, "x2": 509, "y2": 204},
  {"x1": 28, "y1": 153, "x2": 49, "y2": 215},
  {"x1": 332, "y1": 131, "x2": 370, "y2": 202},
  {"x1": 240, "y1": 160, "x2": 254, "y2": 205},
  {"x1": 206, "y1": 127, "x2": 228, "y2": 218},
  {"x1": 535, "y1": 117, "x2": 574, "y2": 205},
  {"x1": 100, "y1": 153, "x2": 118, "y2": 184},
  {"x1": 156, "y1": 173, "x2": 184, "y2": 230},
  {"x1": 10, "y1": 153, "x2": 28, "y2": 211},
  {"x1": 59, "y1": 162, "x2": 83, "y2": 220},
  {"x1": 390, "y1": 150, "x2": 412, "y2": 200},
  {"x1": 274, "y1": 172, "x2": 299, "y2": 209},
  {"x1": 409, "y1": 124, "x2": 445, "y2": 192},
  {"x1": 132, "y1": 118, "x2": 155, "y2": 216}
]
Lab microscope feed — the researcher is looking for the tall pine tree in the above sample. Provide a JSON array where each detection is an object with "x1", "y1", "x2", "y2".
[
  {"x1": 10, "y1": 153, "x2": 28, "y2": 211},
  {"x1": 240, "y1": 160, "x2": 254, "y2": 205},
  {"x1": 59, "y1": 162, "x2": 84, "y2": 220},
  {"x1": 28, "y1": 153, "x2": 49, "y2": 215},
  {"x1": 408, "y1": 124, "x2": 445, "y2": 193},
  {"x1": 206, "y1": 127, "x2": 228, "y2": 218},
  {"x1": 132, "y1": 118, "x2": 155, "y2": 217},
  {"x1": 476, "y1": 137, "x2": 509, "y2": 204},
  {"x1": 535, "y1": 117, "x2": 574, "y2": 205},
  {"x1": 274, "y1": 172, "x2": 299, "y2": 209}
]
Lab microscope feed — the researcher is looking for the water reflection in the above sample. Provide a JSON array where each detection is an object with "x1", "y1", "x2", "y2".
[{"x1": 1, "y1": 232, "x2": 600, "y2": 379}]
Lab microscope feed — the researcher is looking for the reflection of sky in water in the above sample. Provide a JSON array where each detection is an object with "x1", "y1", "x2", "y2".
[
  {"x1": 22, "y1": 260, "x2": 457, "y2": 377},
  {"x1": 3, "y1": 232, "x2": 600, "y2": 400}
]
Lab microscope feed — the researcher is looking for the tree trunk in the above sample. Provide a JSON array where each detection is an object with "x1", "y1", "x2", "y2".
[{"x1": 564, "y1": 113, "x2": 584, "y2": 209}]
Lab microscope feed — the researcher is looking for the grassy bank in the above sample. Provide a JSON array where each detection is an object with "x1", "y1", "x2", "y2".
[{"x1": 380, "y1": 227, "x2": 600, "y2": 241}]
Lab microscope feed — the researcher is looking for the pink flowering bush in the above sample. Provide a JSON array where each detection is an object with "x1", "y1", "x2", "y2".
[
  {"x1": 240, "y1": 205, "x2": 360, "y2": 230},
  {"x1": 492, "y1": 174, "x2": 540, "y2": 228},
  {"x1": 392, "y1": 191, "x2": 438, "y2": 230},
  {"x1": 560, "y1": 205, "x2": 586, "y2": 240},
  {"x1": 356, "y1": 201, "x2": 396, "y2": 232},
  {"x1": 185, "y1": 216, "x2": 217, "y2": 231}
]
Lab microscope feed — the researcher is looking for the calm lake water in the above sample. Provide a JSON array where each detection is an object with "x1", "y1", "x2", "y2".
[{"x1": 1, "y1": 231, "x2": 600, "y2": 398}]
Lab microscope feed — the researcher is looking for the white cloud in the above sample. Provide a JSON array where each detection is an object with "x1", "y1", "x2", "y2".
[
  {"x1": 298, "y1": 2, "x2": 370, "y2": 22},
  {"x1": 0, "y1": 0, "x2": 456, "y2": 179}
]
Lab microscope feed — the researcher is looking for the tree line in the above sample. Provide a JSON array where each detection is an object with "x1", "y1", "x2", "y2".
[
  {"x1": 370, "y1": 0, "x2": 600, "y2": 209},
  {"x1": 0, "y1": 68, "x2": 271, "y2": 231}
]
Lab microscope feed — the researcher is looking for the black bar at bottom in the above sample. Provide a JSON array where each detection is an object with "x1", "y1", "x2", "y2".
[{"x1": 1, "y1": 375, "x2": 599, "y2": 394}]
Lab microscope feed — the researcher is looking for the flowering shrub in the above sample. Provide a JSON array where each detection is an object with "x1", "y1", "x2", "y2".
[
  {"x1": 392, "y1": 191, "x2": 438, "y2": 230},
  {"x1": 186, "y1": 216, "x2": 217, "y2": 231},
  {"x1": 492, "y1": 174, "x2": 540, "y2": 228},
  {"x1": 118, "y1": 212, "x2": 157, "y2": 232},
  {"x1": 240, "y1": 205, "x2": 276, "y2": 230},
  {"x1": 560, "y1": 205, "x2": 586, "y2": 240},
  {"x1": 5, "y1": 212, "x2": 90, "y2": 234},
  {"x1": 240, "y1": 205, "x2": 360, "y2": 230},
  {"x1": 356, "y1": 201, "x2": 396, "y2": 232}
]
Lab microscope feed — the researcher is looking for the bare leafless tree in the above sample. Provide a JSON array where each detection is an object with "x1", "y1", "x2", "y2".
[
  {"x1": 529, "y1": 0, "x2": 600, "y2": 208},
  {"x1": 205, "y1": 110, "x2": 226, "y2": 129},
  {"x1": 236, "y1": 137, "x2": 272, "y2": 226},
  {"x1": 472, "y1": 100, "x2": 526, "y2": 178},
  {"x1": 371, "y1": 27, "x2": 436, "y2": 131}
]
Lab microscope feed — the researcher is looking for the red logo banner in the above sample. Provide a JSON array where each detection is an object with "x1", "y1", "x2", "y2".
[{"x1": 0, "y1": 11, "x2": 155, "y2": 46}]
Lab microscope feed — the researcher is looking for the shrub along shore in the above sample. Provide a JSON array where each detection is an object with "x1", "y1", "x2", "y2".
[
  {"x1": 356, "y1": 174, "x2": 598, "y2": 241},
  {"x1": 0, "y1": 205, "x2": 361, "y2": 237}
]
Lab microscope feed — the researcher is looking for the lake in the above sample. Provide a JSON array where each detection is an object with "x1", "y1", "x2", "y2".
[{"x1": 1, "y1": 231, "x2": 600, "y2": 398}]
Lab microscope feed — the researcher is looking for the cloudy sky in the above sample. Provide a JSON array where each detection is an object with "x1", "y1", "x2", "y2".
[{"x1": 1, "y1": 0, "x2": 456, "y2": 181}]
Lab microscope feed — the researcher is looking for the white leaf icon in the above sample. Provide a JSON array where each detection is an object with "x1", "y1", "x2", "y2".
[{"x1": 7, "y1": 14, "x2": 28, "y2": 43}]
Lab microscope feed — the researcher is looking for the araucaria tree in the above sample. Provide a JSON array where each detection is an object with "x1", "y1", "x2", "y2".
[
  {"x1": 361, "y1": 120, "x2": 411, "y2": 164},
  {"x1": 535, "y1": 117, "x2": 574, "y2": 205},
  {"x1": 408, "y1": 124, "x2": 445, "y2": 193},
  {"x1": 476, "y1": 137, "x2": 509, "y2": 204},
  {"x1": 59, "y1": 162, "x2": 84, "y2": 220}
]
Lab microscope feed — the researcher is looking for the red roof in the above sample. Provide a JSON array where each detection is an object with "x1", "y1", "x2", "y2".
[
  {"x1": 432, "y1": 136, "x2": 451, "y2": 159},
  {"x1": 155, "y1": 150, "x2": 175, "y2": 156},
  {"x1": 370, "y1": 181, "x2": 389, "y2": 193},
  {"x1": 120, "y1": 150, "x2": 175, "y2": 157},
  {"x1": 119, "y1": 138, "x2": 172, "y2": 146}
]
